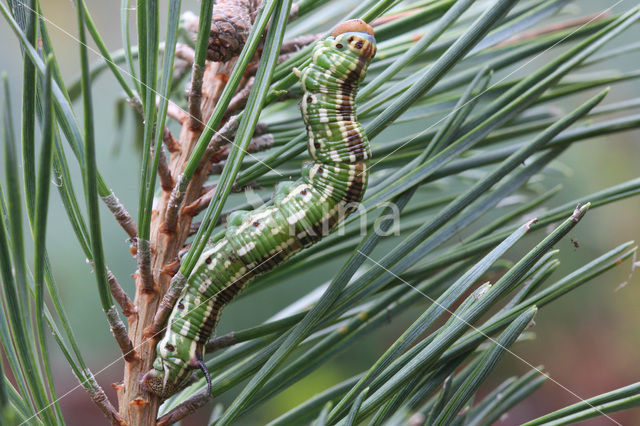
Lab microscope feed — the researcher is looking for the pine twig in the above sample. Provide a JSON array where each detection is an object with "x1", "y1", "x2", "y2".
[
  {"x1": 162, "y1": 174, "x2": 188, "y2": 235},
  {"x1": 205, "y1": 332, "x2": 236, "y2": 353},
  {"x1": 163, "y1": 126, "x2": 180, "y2": 153},
  {"x1": 106, "y1": 268, "x2": 137, "y2": 318},
  {"x1": 208, "y1": 133, "x2": 274, "y2": 175},
  {"x1": 175, "y1": 43, "x2": 195, "y2": 64},
  {"x1": 166, "y1": 101, "x2": 187, "y2": 126},
  {"x1": 101, "y1": 192, "x2": 138, "y2": 239},
  {"x1": 254, "y1": 121, "x2": 269, "y2": 136},
  {"x1": 106, "y1": 306, "x2": 139, "y2": 363},
  {"x1": 157, "y1": 148, "x2": 175, "y2": 191},
  {"x1": 144, "y1": 272, "x2": 187, "y2": 339},
  {"x1": 156, "y1": 391, "x2": 211, "y2": 425},
  {"x1": 212, "y1": 133, "x2": 274, "y2": 163},
  {"x1": 224, "y1": 76, "x2": 254, "y2": 118},
  {"x1": 184, "y1": 168, "x2": 265, "y2": 217},
  {"x1": 204, "y1": 114, "x2": 241, "y2": 157},
  {"x1": 137, "y1": 239, "x2": 156, "y2": 293},
  {"x1": 85, "y1": 373, "x2": 127, "y2": 425},
  {"x1": 188, "y1": 63, "x2": 206, "y2": 130},
  {"x1": 182, "y1": 184, "x2": 217, "y2": 217}
]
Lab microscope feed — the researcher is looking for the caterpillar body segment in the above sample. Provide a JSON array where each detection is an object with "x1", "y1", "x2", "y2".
[{"x1": 143, "y1": 19, "x2": 376, "y2": 398}]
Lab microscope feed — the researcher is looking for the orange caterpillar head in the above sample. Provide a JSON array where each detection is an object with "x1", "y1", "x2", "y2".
[
  {"x1": 330, "y1": 19, "x2": 376, "y2": 60},
  {"x1": 330, "y1": 19, "x2": 374, "y2": 38}
]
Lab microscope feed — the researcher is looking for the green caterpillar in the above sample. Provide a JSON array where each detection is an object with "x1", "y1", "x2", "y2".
[{"x1": 143, "y1": 19, "x2": 377, "y2": 398}]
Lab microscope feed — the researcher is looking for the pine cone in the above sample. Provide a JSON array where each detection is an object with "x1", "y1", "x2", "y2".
[{"x1": 208, "y1": 0, "x2": 260, "y2": 62}]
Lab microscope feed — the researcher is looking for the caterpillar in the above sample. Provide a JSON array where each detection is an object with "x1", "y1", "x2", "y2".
[{"x1": 143, "y1": 19, "x2": 377, "y2": 398}]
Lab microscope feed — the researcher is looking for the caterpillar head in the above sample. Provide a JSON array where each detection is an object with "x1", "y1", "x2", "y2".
[
  {"x1": 292, "y1": 19, "x2": 376, "y2": 86},
  {"x1": 141, "y1": 333, "x2": 211, "y2": 398},
  {"x1": 331, "y1": 19, "x2": 377, "y2": 60}
]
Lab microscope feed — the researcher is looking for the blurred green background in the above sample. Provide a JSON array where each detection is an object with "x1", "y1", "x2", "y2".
[{"x1": 1, "y1": 0, "x2": 639, "y2": 424}]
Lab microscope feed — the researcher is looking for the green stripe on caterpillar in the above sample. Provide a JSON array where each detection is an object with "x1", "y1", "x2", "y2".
[{"x1": 142, "y1": 20, "x2": 377, "y2": 398}]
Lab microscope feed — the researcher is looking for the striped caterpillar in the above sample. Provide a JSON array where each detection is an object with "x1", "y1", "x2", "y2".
[{"x1": 143, "y1": 19, "x2": 377, "y2": 398}]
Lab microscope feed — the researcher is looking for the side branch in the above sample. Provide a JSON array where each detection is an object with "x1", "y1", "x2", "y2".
[
  {"x1": 156, "y1": 391, "x2": 211, "y2": 426},
  {"x1": 212, "y1": 133, "x2": 273, "y2": 164},
  {"x1": 207, "y1": 133, "x2": 274, "y2": 176},
  {"x1": 106, "y1": 306, "x2": 140, "y2": 363},
  {"x1": 89, "y1": 259, "x2": 136, "y2": 317},
  {"x1": 166, "y1": 102, "x2": 187, "y2": 127},
  {"x1": 162, "y1": 174, "x2": 189, "y2": 234},
  {"x1": 205, "y1": 332, "x2": 236, "y2": 353},
  {"x1": 101, "y1": 192, "x2": 138, "y2": 239},
  {"x1": 175, "y1": 43, "x2": 195, "y2": 64},
  {"x1": 204, "y1": 114, "x2": 240, "y2": 157},
  {"x1": 137, "y1": 239, "x2": 156, "y2": 293},
  {"x1": 134, "y1": 96, "x2": 182, "y2": 150},
  {"x1": 224, "y1": 77, "x2": 254, "y2": 118},
  {"x1": 106, "y1": 268, "x2": 137, "y2": 317},
  {"x1": 85, "y1": 372, "x2": 127, "y2": 425},
  {"x1": 157, "y1": 148, "x2": 175, "y2": 191},
  {"x1": 182, "y1": 184, "x2": 218, "y2": 217},
  {"x1": 163, "y1": 125, "x2": 181, "y2": 152},
  {"x1": 145, "y1": 272, "x2": 187, "y2": 338},
  {"x1": 189, "y1": 64, "x2": 205, "y2": 130}
]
